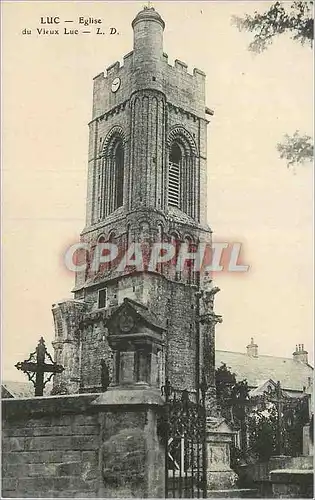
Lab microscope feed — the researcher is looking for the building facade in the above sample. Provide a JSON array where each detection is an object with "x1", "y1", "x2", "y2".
[
  {"x1": 216, "y1": 339, "x2": 313, "y2": 401},
  {"x1": 52, "y1": 7, "x2": 218, "y2": 406}
]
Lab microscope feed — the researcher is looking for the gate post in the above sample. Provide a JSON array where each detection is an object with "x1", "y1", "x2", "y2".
[
  {"x1": 94, "y1": 299, "x2": 166, "y2": 497},
  {"x1": 93, "y1": 387, "x2": 165, "y2": 498}
]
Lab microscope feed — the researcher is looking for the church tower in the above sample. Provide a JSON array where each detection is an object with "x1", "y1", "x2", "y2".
[{"x1": 52, "y1": 7, "x2": 217, "y2": 404}]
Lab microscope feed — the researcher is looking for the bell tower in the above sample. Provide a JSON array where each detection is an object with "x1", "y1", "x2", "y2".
[{"x1": 52, "y1": 7, "x2": 217, "y2": 405}]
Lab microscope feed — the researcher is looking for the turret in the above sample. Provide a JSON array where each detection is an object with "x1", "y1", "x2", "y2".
[
  {"x1": 131, "y1": 7, "x2": 165, "y2": 91},
  {"x1": 132, "y1": 6, "x2": 165, "y2": 62}
]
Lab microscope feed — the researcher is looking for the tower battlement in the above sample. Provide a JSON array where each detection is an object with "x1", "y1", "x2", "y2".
[{"x1": 92, "y1": 49, "x2": 206, "y2": 121}]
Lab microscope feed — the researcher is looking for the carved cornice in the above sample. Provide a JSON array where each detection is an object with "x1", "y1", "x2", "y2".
[
  {"x1": 78, "y1": 309, "x2": 109, "y2": 329},
  {"x1": 88, "y1": 99, "x2": 129, "y2": 126},
  {"x1": 167, "y1": 102, "x2": 209, "y2": 123}
]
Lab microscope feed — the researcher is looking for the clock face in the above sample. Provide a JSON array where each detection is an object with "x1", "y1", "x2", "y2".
[{"x1": 111, "y1": 77, "x2": 121, "y2": 93}]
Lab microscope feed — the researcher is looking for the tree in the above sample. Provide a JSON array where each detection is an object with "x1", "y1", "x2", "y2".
[
  {"x1": 232, "y1": 1, "x2": 314, "y2": 168},
  {"x1": 215, "y1": 363, "x2": 250, "y2": 418},
  {"x1": 232, "y1": 1, "x2": 314, "y2": 53},
  {"x1": 215, "y1": 363, "x2": 250, "y2": 465},
  {"x1": 247, "y1": 402, "x2": 278, "y2": 461},
  {"x1": 277, "y1": 130, "x2": 314, "y2": 168},
  {"x1": 215, "y1": 364, "x2": 311, "y2": 463},
  {"x1": 247, "y1": 388, "x2": 310, "y2": 460}
]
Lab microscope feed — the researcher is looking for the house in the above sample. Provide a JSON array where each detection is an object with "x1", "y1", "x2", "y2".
[
  {"x1": 215, "y1": 338, "x2": 313, "y2": 404},
  {"x1": 216, "y1": 339, "x2": 313, "y2": 455}
]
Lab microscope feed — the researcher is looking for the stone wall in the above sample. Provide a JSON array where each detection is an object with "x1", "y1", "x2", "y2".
[
  {"x1": 2, "y1": 395, "x2": 99, "y2": 498},
  {"x1": 2, "y1": 391, "x2": 165, "y2": 498},
  {"x1": 69, "y1": 272, "x2": 202, "y2": 395},
  {"x1": 270, "y1": 469, "x2": 314, "y2": 498},
  {"x1": 237, "y1": 455, "x2": 314, "y2": 497}
]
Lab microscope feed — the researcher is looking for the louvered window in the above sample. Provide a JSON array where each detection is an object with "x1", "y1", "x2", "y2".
[
  {"x1": 99, "y1": 135, "x2": 125, "y2": 219},
  {"x1": 168, "y1": 143, "x2": 181, "y2": 207}
]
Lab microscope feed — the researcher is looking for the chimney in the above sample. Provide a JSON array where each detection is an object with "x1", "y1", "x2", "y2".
[
  {"x1": 246, "y1": 337, "x2": 258, "y2": 357},
  {"x1": 293, "y1": 344, "x2": 308, "y2": 364}
]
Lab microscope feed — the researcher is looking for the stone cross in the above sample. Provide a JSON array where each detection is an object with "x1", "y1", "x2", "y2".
[
  {"x1": 15, "y1": 337, "x2": 64, "y2": 396},
  {"x1": 265, "y1": 381, "x2": 286, "y2": 455}
]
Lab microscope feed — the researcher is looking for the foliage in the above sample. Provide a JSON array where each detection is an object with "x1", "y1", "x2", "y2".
[
  {"x1": 277, "y1": 131, "x2": 314, "y2": 168},
  {"x1": 247, "y1": 392, "x2": 310, "y2": 460},
  {"x1": 215, "y1": 364, "x2": 311, "y2": 462},
  {"x1": 232, "y1": 2, "x2": 314, "y2": 170},
  {"x1": 247, "y1": 400, "x2": 278, "y2": 461},
  {"x1": 215, "y1": 362, "x2": 237, "y2": 422},
  {"x1": 215, "y1": 363, "x2": 250, "y2": 467},
  {"x1": 283, "y1": 394, "x2": 310, "y2": 455},
  {"x1": 215, "y1": 363, "x2": 250, "y2": 424},
  {"x1": 232, "y1": 1, "x2": 314, "y2": 53}
]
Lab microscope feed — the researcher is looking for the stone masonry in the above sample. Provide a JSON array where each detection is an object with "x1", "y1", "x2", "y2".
[
  {"x1": 2, "y1": 390, "x2": 165, "y2": 498},
  {"x1": 52, "y1": 6, "x2": 217, "y2": 412}
]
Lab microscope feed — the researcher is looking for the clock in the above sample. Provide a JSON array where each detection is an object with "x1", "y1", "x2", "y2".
[{"x1": 111, "y1": 77, "x2": 121, "y2": 93}]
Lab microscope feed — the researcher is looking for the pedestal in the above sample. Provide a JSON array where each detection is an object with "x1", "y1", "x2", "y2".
[
  {"x1": 206, "y1": 416, "x2": 238, "y2": 491},
  {"x1": 270, "y1": 469, "x2": 314, "y2": 498}
]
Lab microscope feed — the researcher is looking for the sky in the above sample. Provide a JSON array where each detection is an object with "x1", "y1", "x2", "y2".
[{"x1": 2, "y1": 1, "x2": 313, "y2": 381}]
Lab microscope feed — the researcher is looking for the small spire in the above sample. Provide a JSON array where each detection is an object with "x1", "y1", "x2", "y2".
[{"x1": 143, "y1": 0, "x2": 153, "y2": 9}]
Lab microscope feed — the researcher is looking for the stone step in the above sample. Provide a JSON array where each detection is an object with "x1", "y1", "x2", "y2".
[{"x1": 207, "y1": 488, "x2": 259, "y2": 498}]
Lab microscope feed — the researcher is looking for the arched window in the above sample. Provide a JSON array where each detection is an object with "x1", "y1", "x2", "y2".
[
  {"x1": 167, "y1": 127, "x2": 197, "y2": 218},
  {"x1": 168, "y1": 143, "x2": 182, "y2": 208},
  {"x1": 98, "y1": 235, "x2": 106, "y2": 244},
  {"x1": 113, "y1": 140, "x2": 124, "y2": 210},
  {"x1": 99, "y1": 128, "x2": 125, "y2": 219}
]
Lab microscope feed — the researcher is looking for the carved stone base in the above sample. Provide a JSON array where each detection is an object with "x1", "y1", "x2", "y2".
[
  {"x1": 206, "y1": 416, "x2": 238, "y2": 491},
  {"x1": 207, "y1": 470, "x2": 238, "y2": 491}
]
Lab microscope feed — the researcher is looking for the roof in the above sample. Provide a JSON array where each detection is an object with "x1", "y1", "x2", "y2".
[
  {"x1": 1, "y1": 381, "x2": 53, "y2": 399},
  {"x1": 107, "y1": 297, "x2": 166, "y2": 332},
  {"x1": 247, "y1": 379, "x2": 299, "y2": 398},
  {"x1": 124, "y1": 298, "x2": 166, "y2": 331},
  {"x1": 168, "y1": 206, "x2": 210, "y2": 231},
  {"x1": 215, "y1": 350, "x2": 313, "y2": 393},
  {"x1": 2, "y1": 381, "x2": 35, "y2": 398}
]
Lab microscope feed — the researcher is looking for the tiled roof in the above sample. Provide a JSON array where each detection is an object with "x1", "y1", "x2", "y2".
[{"x1": 215, "y1": 350, "x2": 313, "y2": 392}]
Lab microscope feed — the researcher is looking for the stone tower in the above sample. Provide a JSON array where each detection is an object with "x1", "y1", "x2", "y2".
[{"x1": 52, "y1": 7, "x2": 218, "y2": 405}]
